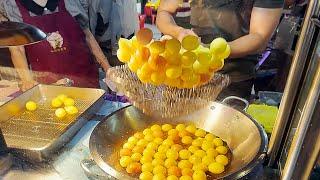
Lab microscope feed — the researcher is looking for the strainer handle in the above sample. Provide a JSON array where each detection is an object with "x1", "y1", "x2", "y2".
[
  {"x1": 222, "y1": 96, "x2": 249, "y2": 111},
  {"x1": 81, "y1": 159, "x2": 114, "y2": 180}
]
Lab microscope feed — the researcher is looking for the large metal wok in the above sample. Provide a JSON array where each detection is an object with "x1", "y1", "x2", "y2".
[{"x1": 86, "y1": 101, "x2": 268, "y2": 179}]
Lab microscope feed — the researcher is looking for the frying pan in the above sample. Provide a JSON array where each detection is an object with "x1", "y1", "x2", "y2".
[{"x1": 83, "y1": 98, "x2": 268, "y2": 179}]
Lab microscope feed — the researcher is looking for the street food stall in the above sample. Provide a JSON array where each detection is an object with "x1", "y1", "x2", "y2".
[{"x1": 0, "y1": 0, "x2": 319, "y2": 180}]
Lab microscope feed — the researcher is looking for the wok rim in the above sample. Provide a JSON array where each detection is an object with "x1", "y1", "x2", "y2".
[{"x1": 88, "y1": 103, "x2": 268, "y2": 179}]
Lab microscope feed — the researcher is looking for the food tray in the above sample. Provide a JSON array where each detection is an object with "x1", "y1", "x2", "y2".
[{"x1": 0, "y1": 84, "x2": 105, "y2": 162}]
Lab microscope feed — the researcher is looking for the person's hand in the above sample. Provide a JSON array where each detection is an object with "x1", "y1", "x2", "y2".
[
  {"x1": 20, "y1": 80, "x2": 38, "y2": 91},
  {"x1": 54, "y1": 78, "x2": 74, "y2": 86},
  {"x1": 177, "y1": 28, "x2": 197, "y2": 42}
]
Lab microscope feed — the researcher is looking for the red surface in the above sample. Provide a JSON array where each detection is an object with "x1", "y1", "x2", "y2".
[
  {"x1": 139, "y1": 14, "x2": 146, "y2": 29},
  {"x1": 144, "y1": 6, "x2": 156, "y2": 24}
]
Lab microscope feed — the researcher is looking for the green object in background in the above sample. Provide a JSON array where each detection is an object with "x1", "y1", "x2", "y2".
[{"x1": 246, "y1": 104, "x2": 279, "y2": 134}]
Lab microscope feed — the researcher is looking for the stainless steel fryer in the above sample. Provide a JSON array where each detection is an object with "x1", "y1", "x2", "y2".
[{"x1": 0, "y1": 84, "x2": 105, "y2": 162}]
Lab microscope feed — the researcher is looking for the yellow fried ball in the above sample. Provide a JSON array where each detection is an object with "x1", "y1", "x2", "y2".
[
  {"x1": 151, "y1": 124, "x2": 162, "y2": 131},
  {"x1": 132, "y1": 145, "x2": 144, "y2": 154},
  {"x1": 213, "y1": 138, "x2": 224, "y2": 147},
  {"x1": 162, "y1": 124, "x2": 173, "y2": 131},
  {"x1": 57, "y1": 94, "x2": 68, "y2": 102},
  {"x1": 192, "y1": 163, "x2": 208, "y2": 171},
  {"x1": 63, "y1": 97, "x2": 75, "y2": 106},
  {"x1": 147, "y1": 142, "x2": 158, "y2": 150},
  {"x1": 182, "y1": 35, "x2": 200, "y2": 51},
  {"x1": 168, "y1": 166, "x2": 181, "y2": 176},
  {"x1": 64, "y1": 106, "x2": 79, "y2": 115},
  {"x1": 208, "y1": 162, "x2": 225, "y2": 174},
  {"x1": 123, "y1": 142, "x2": 135, "y2": 150},
  {"x1": 171, "y1": 144, "x2": 184, "y2": 152},
  {"x1": 179, "y1": 149, "x2": 191, "y2": 159},
  {"x1": 206, "y1": 148, "x2": 219, "y2": 158},
  {"x1": 120, "y1": 148, "x2": 132, "y2": 157},
  {"x1": 192, "y1": 138, "x2": 204, "y2": 147},
  {"x1": 143, "y1": 128, "x2": 153, "y2": 136},
  {"x1": 188, "y1": 146, "x2": 200, "y2": 153},
  {"x1": 163, "y1": 139, "x2": 174, "y2": 146},
  {"x1": 152, "y1": 158, "x2": 165, "y2": 166},
  {"x1": 216, "y1": 146, "x2": 228, "y2": 155},
  {"x1": 180, "y1": 175, "x2": 192, "y2": 180},
  {"x1": 154, "y1": 152, "x2": 167, "y2": 160},
  {"x1": 201, "y1": 140, "x2": 214, "y2": 151},
  {"x1": 185, "y1": 124, "x2": 197, "y2": 134},
  {"x1": 167, "y1": 175, "x2": 179, "y2": 180},
  {"x1": 176, "y1": 124, "x2": 186, "y2": 131},
  {"x1": 140, "y1": 156, "x2": 153, "y2": 164},
  {"x1": 194, "y1": 150, "x2": 206, "y2": 158},
  {"x1": 143, "y1": 149, "x2": 156, "y2": 157},
  {"x1": 168, "y1": 129, "x2": 179, "y2": 136},
  {"x1": 205, "y1": 134, "x2": 215, "y2": 141},
  {"x1": 51, "y1": 98, "x2": 63, "y2": 108},
  {"x1": 210, "y1": 38, "x2": 228, "y2": 53},
  {"x1": 153, "y1": 173, "x2": 166, "y2": 180},
  {"x1": 26, "y1": 101, "x2": 37, "y2": 111},
  {"x1": 158, "y1": 145, "x2": 170, "y2": 153},
  {"x1": 192, "y1": 170, "x2": 207, "y2": 180},
  {"x1": 153, "y1": 137, "x2": 164, "y2": 145},
  {"x1": 137, "y1": 139, "x2": 149, "y2": 147},
  {"x1": 134, "y1": 132, "x2": 144, "y2": 139},
  {"x1": 153, "y1": 130, "x2": 164, "y2": 138},
  {"x1": 195, "y1": 129, "x2": 206, "y2": 137},
  {"x1": 166, "y1": 149, "x2": 179, "y2": 160},
  {"x1": 131, "y1": 153, "x2": 142, "y2": 162},
  {"x1": 145, "y1": 134, "x2": 154, "y2": 142},
  {"x1": 189, "y1": 155, "x2": 202, "y2": 165},
  {"x1": 128, "y1": 136, "x2": 139, "y2": 144},
  {"x1": 202, "y1": 155, "x2": 215, "y2": 166},
  {"x1": 181, "y1": 168, "x2": 193, "y2": 176},
  {"x1": 153, "y1": 165, "x2": 167, "y2": 175},
  {"x1": 140, "y1": 171, "x2": 153, "y2": 180},
  {"x1": 215, "y1": 155, "x2": 229, "y2": 166},
  {"x1": 55, "y1": 108, "x2": 66, "y2": 118},
  {"x1": 181, "y1": 136, "x2": 193, "y2": 145},
  {"x1": 165, "y1": 158, "x2": 177, "y2": 168},
  {"x1": 178, "y1": 130, "x2": 190, "y2": 138},
  {"x1": 178, "y1": 160, "x2": 193, "y2": 169},
  {"x1": 141, "y1": 162, "x2": 153, "y2": 172},
  {"x1": 120, "y1": 156, "x2": 132, "y2": 167}
]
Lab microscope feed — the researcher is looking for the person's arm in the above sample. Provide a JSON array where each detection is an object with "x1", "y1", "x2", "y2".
[
  {"x1": 156, "y1": 0, "x2": 196, "y2": 41},
  {"x1": 228, "y1": 7, "x2": 282, "y2": 58},
  {"x1": 65, "y1": 0, "x2": 109, "y2": 70},
  {"x1": 9, "y1": 46, "x2": 38, "y2": 91},
  {"x1": 83, "y1": 28, "x2": 111, "y2": 72}
]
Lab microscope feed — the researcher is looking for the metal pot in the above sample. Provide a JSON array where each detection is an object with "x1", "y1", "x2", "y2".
[{"x1": 84, "y1": 100, "x2": 267, "y2": 179}]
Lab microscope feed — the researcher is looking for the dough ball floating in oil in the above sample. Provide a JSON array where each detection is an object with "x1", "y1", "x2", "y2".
[
  {"x1": 119, "y1": 123, "x2": 231, "y2": 179},
  {"x1": 117, "y1": 28, "x2": 231, "y2": 89}
]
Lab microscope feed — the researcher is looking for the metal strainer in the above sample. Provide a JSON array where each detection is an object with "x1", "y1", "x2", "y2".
[{"x1": 107, "y1": 65, "x2": 230, "y2": 118}]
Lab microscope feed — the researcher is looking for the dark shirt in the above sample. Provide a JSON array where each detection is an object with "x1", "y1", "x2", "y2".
[
  {"x1": 188, "y1": 0, "x2": 284, "y2": 82},
  {"x1": 190, "y1": 0, "x2": 284, "y2": 42}
]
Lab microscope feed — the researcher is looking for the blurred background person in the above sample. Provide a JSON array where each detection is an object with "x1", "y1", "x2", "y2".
[
  {"x1": 0, "y1": 0, "x2": 111, "y2": 91},
  {"x1": 85, "y1": 0, "x2": 139, "y2": 67}
]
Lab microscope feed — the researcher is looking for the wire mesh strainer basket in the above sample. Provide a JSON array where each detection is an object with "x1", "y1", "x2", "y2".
[{"x1": 107, "y1": 65, "x2": 230, "y2": 118}]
